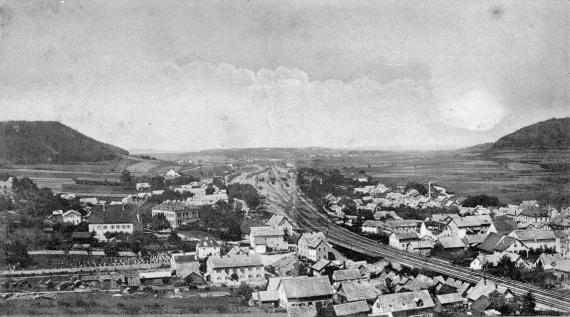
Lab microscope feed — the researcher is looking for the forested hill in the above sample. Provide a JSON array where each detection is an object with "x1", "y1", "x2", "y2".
[
  {"x1": 0, "y1": 121, "x2": 128, "y2": 164},
  {"x1": 492, "y1": 117, "x2": 570, "y2": 151}
]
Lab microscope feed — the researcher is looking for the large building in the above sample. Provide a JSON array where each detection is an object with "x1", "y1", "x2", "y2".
[
  {"x1": 250, "y1": 226, "x2": 286, "y2": 253},
  {"x1": 196, "y1": 238, "x2": 221, "y2": 260},
  {"x1": 276, "y1": 275, "x2": 334, "y2": 308},
  {"x1": 206, "y1": 254, "x2": 265, "y2": 285},
  {"x1": 87, "y1": 204, "x2": 138, "y2": 240},
  {"x1": 151, "y1": 201, "x2": 200, "y2": 229}
]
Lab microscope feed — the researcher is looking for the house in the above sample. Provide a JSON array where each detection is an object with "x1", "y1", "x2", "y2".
[
  {"x1": 478, "y1": 232, "x2": 529, "y2": 254},
  {"x1": 80, "y1": 197, "x2": 98, "y2": 205},
  {"x1": 276, "y1": 275, "x2": 334, "y2": 308},
  {"x1": 151, "y1": 202, "x2": 200, "y2": 229},
  {"x1": 370, "y1": 290, "x2": 436, "y2": 317},
  {"x1": 87, "y1": 204, "x2": 137, "y2": 241},
  {"x1": 508, "y1": 229, "x2": 558, "y2": 251},
  {"x1": 519, "y1": 206, "x2": 551, "y2": 224},
  {"x1": 136, "y1": 183, "x2": 150, "y2": 191},
  {"x1": 250, "y1": 226, "x2": 286, "y2": 253},
  {"x1": 266, "y1": 214, "x2": 294, "y2": 235},
  {"x1": 535, "y1": 254, "x2": 570, "y2": 284},
  {"x1": 436, "y1": 236, "x2": 467, "y2": 253},
  {"x1": 62, "y1": 210, "x2": 82, "y2": 225},
  {"x1": 436, "y1": 293, "x2": 465, "y2": 311},
  {"x1": 206, "y1": 254, "x2": 265, "y2": 285},
  {"x1": 332, "y1": 269, "x2": 367, "y2": 283},
  {"x1": 270, "y1": 254, "x2": 304, "y2": 276},
  {"x1": 311, "y1": 259, "x2": 335, "y2": 276},
  {"x1": 333, "y1": 300, "x2": 370, "y2": 317},
  {"x1": 166, "y1": 169, "x2": 180, "y2": 177},
  {"x1": 362, "y1": 220, "x2": 384, "y2": 235},
  {"x1": 470, "y1": 295, "x2": 492, "y2": 314},
  {"x1": 467, "y1": 278, "x2": 514, "y2": 302},
  {"x1": 297, "y1": 232, "x2": 332, "y2": 262},
  {"x1": 251, "y1": 290, "x2": 280, "y2": 307},
  {"x1": 441, "y1": 215, "x2": 493, "y2": 238},
  {"x1": 195, "y1": 238, "x2": 221, "y2": 260},
  {"x1": 226, "y1": 246, "x2": 250, "y2": 256},
  {"x1": 389, "y1": 232, "x2": 434, "y2": 255},
  {"x1": 170, "y1": 252, "x2": 200, "y2": 278},
  {"x1": 470, "y1": 252, "x2": 530, "y2": 271},
  {"x1": 384, "y1": 219, "x2": 422, "y2": 234},
  {"x1": 335, "y1": 281, "x2": 381, "y2": 304},
  {"x1": 491, "y1": 220, "x2": 518, "y2": 235},
  {"x1": 139, "y1": 270, "x2": 173, "y2": 286}
]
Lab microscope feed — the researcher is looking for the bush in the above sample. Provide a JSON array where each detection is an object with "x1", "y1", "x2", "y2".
[{"x1": 462, "y1": 194, "x2": 503, "y2": 207}]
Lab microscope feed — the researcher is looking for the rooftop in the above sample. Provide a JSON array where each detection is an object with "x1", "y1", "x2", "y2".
[
  {"x1": 333, "y1": 300, "x2": 370, "y2": 316},
  {"x1": 207, "y1": 254, "x2": 263, "y2": 269},
  {"x1": 332, "y1": 269, "x2": 364, "y2": 282},
  {"x1": 197, "y1": 238, "x2": 220, "y2": 248},
  {"x1": 281, "y1": 276, "x2": 333, "y2": 299},
  {"x1": 510, "y1": 229, "x2": 556, "y2": 241},
  {"x1": 374, "y1": 290, "x2": 435, "y2": 312},
  {"x1": 250, "y1": 226, "x2": 284, "y2": 237}
]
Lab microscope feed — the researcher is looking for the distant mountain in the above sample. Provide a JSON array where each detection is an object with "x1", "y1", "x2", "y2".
[
  {"x1": 0, "y1": 121, "x2": 128, "y2": 164},
  {"x1": 492, "y1": 117, "x2": 570, "y2": 151}
]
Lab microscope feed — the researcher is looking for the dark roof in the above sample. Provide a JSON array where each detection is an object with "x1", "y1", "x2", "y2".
[
  {"x1": 471, "y1": 295, "x2": 492, "y2": 312},
  {"x1": 88, "y1": 204, "x2": 138, "y2": 224},
  {"x1": 71, "y1": 232, "x2": 92, "y2": 239},
  {"x1": 492, "y1": 220, "x2": 518, "y2": 235},
  {"x1": 197, "y1": 238, "x2": 220, "y2": 248},
  {"x1": 520, "y1": 206, "x2": 549, "y2": 217},
  {"x1": 479, "y1": 233, "x2": 518, "y2": 253}
]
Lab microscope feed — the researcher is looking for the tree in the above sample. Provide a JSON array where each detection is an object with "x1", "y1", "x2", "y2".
[
  {"x1": 120, "y1": 170, "x2": 135, "y2": 189},
  {"x1": 316, "y1": 301, "x2": 335, "y2": 317},
  {"x1": 167, "y1": 231, "x2": 181, "y2": 244},
  {"x1": 5, "y1": 241, "x2": 33, "y2": 269},
  {"x1": 521, "y1": 292, "x2": 536, "y2": 314},
  {"x1": 462, "y1": 195, "x2": 502, "y2": 207},
  {"x1": 148, "y1": 213, "x2": 171, "y2": 231},
  {"x1": 103, "y1": 243, "x2": 119, "y2": 256},
  {"x1": 234, "y1": 283, "x2": 254, "y2": 304},
  {"x1": 150, "y1": 175, "x2": 165, "y2": 190},
  {"x1": 205, "y1": 186, "x2": 215, "y2": 195},
  {"x1": 130, "y1": 240, "x2": 141, "y2": 254},
  {"x1": 230, "y1": 273, "x2": 239, "y2": 281}
]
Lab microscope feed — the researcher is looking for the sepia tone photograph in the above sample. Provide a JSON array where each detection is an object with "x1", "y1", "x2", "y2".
[{"x1": 0, "y1": 0, "x2": 569, "y2": 316}]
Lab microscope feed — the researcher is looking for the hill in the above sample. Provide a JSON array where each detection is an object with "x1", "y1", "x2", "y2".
[
  {"x1": 492, "y1": 117, "x2": 570, "y2": 151},
  {"x1": 0, "y1": 121, "x2": 128, "y2": 164}
]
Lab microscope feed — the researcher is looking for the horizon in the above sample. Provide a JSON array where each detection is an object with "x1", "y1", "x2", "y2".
[{"x1": 0, "y1": 1, "x2": 568, "y2": 152}]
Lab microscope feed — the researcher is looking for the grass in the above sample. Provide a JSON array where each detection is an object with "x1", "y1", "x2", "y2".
[{"x1": 0, "y1": 292, "x2": 271, "y2": 315}]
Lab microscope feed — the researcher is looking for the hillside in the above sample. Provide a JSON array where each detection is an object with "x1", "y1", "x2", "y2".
[
  {"x1": 492, "y1": 117, "x2": 570, "y2": 151},
  {"x1": 0, "y1": 121, "x2": 128, "y2": 164}
]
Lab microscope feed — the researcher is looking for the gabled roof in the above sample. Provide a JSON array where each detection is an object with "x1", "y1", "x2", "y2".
[
  {"x1": 311, "y1": 259, "x2": 332, "y2": 271},
  {"x1": 257, "y1": 290, "x2": 280, "y2": 302},
  {"x1": 467, "y1": 278, "x2": 512, "y2": 301},
  {"x1": 338, "y1": 281, "x2": 381, "y2": 302},
  {"x1": 250, "y1": 226, "x2": 284, "y2": 237},
  {"x1": 438, "y1": 236, "x2": 466, "y2": 249},
  {"x1": 207, "y1": 254, "x2": 263, "y2": 269},
  {"x1": 492, "y1": 220, "x2": 518, "y2": 235},
  {"x1": 197, "y1": 238, "x2": 220, "y2": 248},
  {"x1": 471, "y1": 295, "x2": 492, "y2": 312},
  {"x1": 374, "y1": 290, "x2": 435, "y2": 313},
  {"x1": 391, "y1": 231, "x2": 419, "y2": 241},
  {"x1": 172, "y1": 253, "x2": 198, "y2": 263},
  {"x1": 266, "y1": 214, "x2": 291, "y2": 227},
  {"x1": 437, "y1": 292, "x2": 464, "y2": 305},
  {"x1": 333, "y1": 300, "x2": 370, "y2": 316},
  {"x1": 479, "y1": 233, "x2": 520, "y2": 253},
  {"x1": 267, "y1": 277, "x2": 281, "y2": 291},
  {"x1": 362, "y1": 220, "x2": 383, "y2": 228},
  {"x1": 510, "y1": 229, "x2": 556, "y2": 241},
  {"x1": 63, "y1": 209, "x2": 81, "y2": 217},
  {"x1": 88, "y1": 204, "x2": 137, "y2": 224},
  {"x1": 452, "y1": 215, "x2": 492, "y2": 228},
  {"x1": 332, "y1": 269, "x2": 364, "y2": 282},
  {"x1": 520, "y1": 206, "x2": 549, "y2": 217},
  {"x1": 298, "y1": 232, "x2": 327, "y2": 248},
  {"x1": 281, "y1": 276, "x2": 333, "y2": 299}
]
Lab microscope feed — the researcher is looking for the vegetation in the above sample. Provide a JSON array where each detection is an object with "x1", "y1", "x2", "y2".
[
  {"x1": 146, "y1": 189, "x2": 194, "y2": 204},
  {"x1": 197, "y1": 201, "x2": 243, "y2": 241},
  {"x1": 462, "y1": 194, "x2": 503, "y2": 207},
  {"x1": 404, "y1": 182, "x2": 428, "y2": 196},
  {"x1": 483, "y1": 255, "x2": 558, "y2": 288},
  {"x1": 492, "y1": 117, "x2": 570, "y2": 151},
  {"x1": 147, "y1": 214, "x2": 171, "y2": 231},
  {"x1": 0, "y1": 121, "x2": 128, "y2": 164},
  {"x1": 4, "y1": 241, "x2": 33, "y2": 269},
  {"x1": 227, "y1": 183, "x2": 261, "y2": 209}
]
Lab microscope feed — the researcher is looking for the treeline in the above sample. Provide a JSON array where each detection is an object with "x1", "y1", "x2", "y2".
[
  {"x1": 462, "y1": 194, "x2": 504, "y2": 207},
  {"x1": 227, "y1": 183, "x2": 261, "y2": 209}
]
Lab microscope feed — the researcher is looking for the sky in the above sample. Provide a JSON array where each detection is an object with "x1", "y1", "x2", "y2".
[{"x1": 0, "y1": 0, "x2": 568, "y2": 152}]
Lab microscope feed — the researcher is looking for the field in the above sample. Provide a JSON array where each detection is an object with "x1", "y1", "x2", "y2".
[
  {"x1": 0, "y1": 292, "x2": 282, "y2": 315},
  {"x1": 294, "y1": 149, "x2": 570, "y2": 206}
]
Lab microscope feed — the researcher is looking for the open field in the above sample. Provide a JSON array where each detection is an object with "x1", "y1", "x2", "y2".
[
  {"x1": 294, "y1": 149, "x2": 570, "y2": 205},
  {"x1": 0, "y1": 292, "x2": 279, "y2": 315}
]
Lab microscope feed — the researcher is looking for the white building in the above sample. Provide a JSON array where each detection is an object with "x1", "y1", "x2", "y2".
[
  {"x1": 206, "y1": 254, "x2": 265, "y2": 285},
  {"x1": 276, "y1": 276, "x2": 334, "y2": 308},
  {"x1": 250, "y1": 226, "x2": 286, "y2": 253},
  {"x1": 62, "y1": 210, "x2": 82, "y2": 225},
  {"x1": 196, "y1": 238, "x2": 221, "y2": 260},
  {"x1": 297, "y1": 232, "x2": 332, "y2": 262}
]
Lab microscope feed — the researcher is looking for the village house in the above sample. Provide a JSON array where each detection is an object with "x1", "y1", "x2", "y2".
[
  {"x1": 370, "y1": 290, "x2": 436, "y2": 317},
  {"x1": 467, "y1": 278, "x2": 514, "y2": 302},
  {"x1": 195, "y1": 238, "x2": 221, "y2": 260},
  {"x1": 470, "y1": 252, "x2": 530, "y2": 271},
  {"x1": 436, "y1": 293, "x2": 466, "y2": 312},
  {"x1": 166, "y1": 169, "x2": 180, "y2": 177},
  {"x1": 151, "y1": 201, "x2": 200, "y2": 229},
  {"x1": 332, "y1": 269, "x2": 367, "y2": 283},
  {"x1": 384, "y1": 219, "x2": 423, "y2": 234},
  {"x1": 206, "y1": 254, "x2": 265, "y2": 285},
  {"x1": 250, "y1": 226, "x2": 287, "y2": 253},
  {"x1": 136, "y1": 182, "x2": 150, "y2": 191},
  {"x1": 389, "y1": 231, "x2": 434, "y2": 255},
  {"x1": 478, "y1": 232, "x2": 529, "y2": 254},
  {"x1": 333, "y1": 300, "x2": 370, "y2": 317},
  {"x1": 87, "y1": 204, "x2": 137, "y2": 241},
  {"x1": 436, "y1": 236, "x2": 467, "y2": 253},
  {"x1": 276, "y1": 275, "x2": 334, "y2": 308},
  {"x1": 62, "y1": 210, "x2": 82, "y2": 225},
  {"x1": 491, "y1": 220, "x2": 518, "y2": 235},
  {"x1": 170, "y1": 252, "x2": 200, "y2": 278},
  {"x1": 508, "y1": 229, "x2": 558, "y2": 251},
  {"x1": 519, "y1": 206, "x2": 551, "y2": 224},
  {"x1": 535, "y1": 254, "x2": 570, "y2": 284},
  {"x1": 362, "y1": 220, "x2": 384, "y2": 235},
  {"x1": 335, "y1": 280, "x2": 381, "y2": 304},
  {"x1": 266, "y1": 214, "x2": 294, "y2": 235},
  {"x1": 441, "y1": 215, "x2": 493, "y2": 238},
  {"x1": 297, "y1": 232, "x2": 332, "y2": 262}
]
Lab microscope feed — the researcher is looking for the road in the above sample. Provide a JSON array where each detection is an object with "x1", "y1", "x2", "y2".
[{"x1": 234, "y1": 162, "x2": 570, "y2": 312}]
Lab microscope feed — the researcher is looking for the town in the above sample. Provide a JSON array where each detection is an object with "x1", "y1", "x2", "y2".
[{"x1": 1, "y1": 155, "x2": 570, "y2": 316}]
